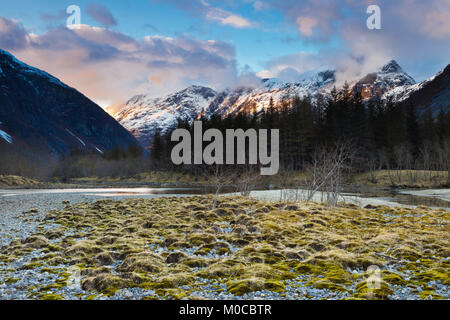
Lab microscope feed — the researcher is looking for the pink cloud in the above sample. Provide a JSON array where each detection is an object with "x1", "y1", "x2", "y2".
[
  {"x1": 161, "y1": 0, "x2": 256, "y2": 28},
  {"x1": 296, "y1": 16, "x2": 318, "y2": 37},
  {"x1": 268, "y1": 0, "x2": 450, "y2": 81},
  {"x1": 0, "y1": 17, "x2": 247, "y2": 109}
]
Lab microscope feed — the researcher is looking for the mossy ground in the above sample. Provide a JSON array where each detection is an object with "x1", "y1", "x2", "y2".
[
  {"x1": 0, "y1": 175, "x2": 41, "y2": 187},
  {"x1": 0, "y1": 195, "x2": 448, "y2": 300}
]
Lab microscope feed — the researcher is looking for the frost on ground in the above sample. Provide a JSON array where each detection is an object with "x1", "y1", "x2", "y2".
[{"x1": 0, "y1": 196, "x2": 448, "y2": 300}]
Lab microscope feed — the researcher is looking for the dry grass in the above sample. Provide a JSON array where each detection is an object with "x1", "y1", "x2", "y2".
[
  {"x1": 353, "y1": 170, "x2": 449, "y2": 188},
  {"x1": 0, "y1": 175, "x2": 41, "y2": 187}
]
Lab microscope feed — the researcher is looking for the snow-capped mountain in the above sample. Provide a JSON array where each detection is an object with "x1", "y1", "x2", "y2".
[
  {"x1": 384, "y1": 64, "x2": 449, "y2": 116},
  {"x1": 115, "y1": 60, "x2": 448, "y2": 149},
  {"x1": 115, "y1": 85, "x2": 217, "y2": 148},
  {"x1": 0, "y1": 49, "x2": 138, "y2": 162},
  {"x1": 353, "y1": 60, "x2": 416, "y2": 99},
  {"x1": 115, "y1": 70, "x2": 338, "y2": 145},
  {"x1": 207, "y1": 70, "x2": 337, "y2": 117}
]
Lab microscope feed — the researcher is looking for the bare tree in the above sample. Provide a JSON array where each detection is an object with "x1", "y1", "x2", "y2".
[
  {"x1": 202, "y1": 164, "x2": 238, "y2": 210},
  {"x1": 234, "y1": 165, "x2": 261, "y2": 197},
  {"x1": 304, "y1": 141, "x2": 357, "y2": 206}
]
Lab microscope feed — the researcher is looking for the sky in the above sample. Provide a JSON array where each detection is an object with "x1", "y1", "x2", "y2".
[{"x1": 0, "y1": 0, "x2": 449, "y2": 110}]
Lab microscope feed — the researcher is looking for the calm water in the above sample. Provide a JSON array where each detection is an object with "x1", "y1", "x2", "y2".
[{"x1": 0, "y1": 187, "x2": 449, "y2": 209}]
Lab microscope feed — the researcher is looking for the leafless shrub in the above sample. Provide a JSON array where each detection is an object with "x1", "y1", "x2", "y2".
[
  {"x1": 202, "y1": 164, "x2": 238, "y2": 210},
  {"x1": 234, "y1": 165, "x2": 261, "y2": 197},
  {"x1": 304, "y1": 141, "x2": 357, "y2": 206}
]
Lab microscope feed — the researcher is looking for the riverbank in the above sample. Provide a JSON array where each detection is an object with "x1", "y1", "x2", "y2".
[
  {"x1": 1, "y1": 169, "x2": 448, "y2": 190},
  {"x1": 82, "y1": 170, "x2": 449, "y2": 189},
  {"x1": 0, "y1": 195, "x2": 448, "y2": 300}
]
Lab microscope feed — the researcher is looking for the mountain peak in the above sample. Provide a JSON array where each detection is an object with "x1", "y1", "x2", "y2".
[
  {"x1": 0, "y1": 49, "x2": 139, "y2": 161},
  {"x1": 0, "y1": 48, "x2": 70, "y2": 87},
  {"x1": 381, "y1": 60, "x2": 403, "y2": 73},
  {"x1": 183, "y1": 85, "x2": 216, "y2": 97}
]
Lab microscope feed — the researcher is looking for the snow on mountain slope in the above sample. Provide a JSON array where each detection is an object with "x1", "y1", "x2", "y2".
[
  {"x1": 355, "y1": 60, "x2": 416, "y2": 99},
  {"x1": 115, "y1": 60, "x2": 421, "y2": 148},
  {"x1": 0, "y1": 120, "x2": 12, "y2": 144},
  {"x1": 0, "y1": 129, "x2": 12, "y2": 144},
  {"x1": 207, "y1": 70, "x2": 336, "y2": 117},
  {"x1": 383, "y1": 64, "x2": 450, "y2": 116},
  {"x1": 115, "y1": 85, "x2": 217, "y2": 147}
]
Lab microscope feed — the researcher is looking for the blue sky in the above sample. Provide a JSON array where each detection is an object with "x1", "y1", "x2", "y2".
[
  {"x1": 0, "y1": 0, "x2": 448, "y2": 108},
  {"x1": 0, "y1": 0, "x2": 313, "y2": 71}
]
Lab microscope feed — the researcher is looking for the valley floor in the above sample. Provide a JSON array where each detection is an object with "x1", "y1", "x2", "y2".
[{"x1": 0, "y1": 195, "x2": 448, "y2": 300}]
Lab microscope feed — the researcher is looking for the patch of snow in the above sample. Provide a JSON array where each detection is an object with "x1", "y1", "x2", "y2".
[
  {"x1": 0, "y1": 121, "x2": 13, "y2": 144},
  {"x1": 115, "y1": 85, "x2": 217, "y2": 144},
  {"x1": 382, "y1": 66, "x2": 442, "y2": 102},
  {"x1": 65, "y1": 129, "x2": 86, "y2": 147}
]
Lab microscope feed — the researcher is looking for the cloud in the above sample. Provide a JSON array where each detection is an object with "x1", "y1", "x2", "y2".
[
  {"x1": 252, "y1": 1, "x2": 268, "y2": 11},
  {"x1": 296, "y1": 16, "x2": 318, "y2": 37},
  {"x1": 266, "y1": 0, "x2": 450, "y2": 81},
  {"x1": 162, "y1": 0, "x2": 255, "y2": 28},
  {"x1": 205, "y1": 7, "x2": 254, "y2": 28},
  {"x1": 0, "y1": 17, "x2": 29, "y2": 50},
  {"x1": 40, "y1": 10, "x2": 67, "y2": 23},
  {"x1": 422, "y1": 6, "x2": 450, "y2": 39},
  {"x1": 0, "y1": 16, "x2": 246, "y2": 109},
  {"x1": 86, "y1": 3, "x2": 118, "y2": 28},
  {"x1": 257, "y1": 51, "x2": 334, "y2": 81}
]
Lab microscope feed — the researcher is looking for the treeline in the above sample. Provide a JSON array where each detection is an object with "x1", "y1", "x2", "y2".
[
  {"x1": 151, "y1": 85, "x2": 450, "y2": 174},
  {"x1": 52, "y1": 143, "x2": 147, "y2": 179},
  {"x1": 2, "y1": 85, "x2": 448, "y2": 181}
]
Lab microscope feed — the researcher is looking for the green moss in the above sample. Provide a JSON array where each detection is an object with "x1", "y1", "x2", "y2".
[
  {"x1": 419, "y1": 290, "x2": 444, "y2": 300},
  {"x1": 20, "y1": 262, "x2": 43, "y2": 270},
  {"x1": 41, "y1": 267, "x2": 62, "y2": 275},
  {"x1": 38, "y1": 294, "x2": 64, "y2": 300},
  {"x1": 82, "y1": 273, "x2": 130, "y2": 295},
  {"x1": 414, "y1": 269, "x2": 449, "y2": 286},
  {"x1": 226, "y1": 278, "x2": 285, "y2": 296},
  {"x1": 140, "y1": 274, "x2": 195, "y2": 290},
  {"x1": 4, "y1": 277, "x2": 19, "y2": 284},
  {"x1": 182, "y1": 258, "x2": 210, "y2": 268},
  {"x1": 227, "y1": 278, "x2": 265, "y2": 296},
  {"x1": 353, "y1": 280, "x2": 394, "y2": 300},
  {"x1": 2, "y1": 195, "x2": 447, "y2": 301},
  {"x1": 381, "y1": 271, "x2": 407, "y2": 286},
  {"x1": 263, "y1": 279, "x2": 285, "y2": 293},
  {"x1": 308, "y1": 279, "x2": 349, "y2": 293}
]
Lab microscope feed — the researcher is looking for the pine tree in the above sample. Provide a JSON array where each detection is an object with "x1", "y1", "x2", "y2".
[{"x1": 406, "y1": 103, "x2": 421, "y2": 158}]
